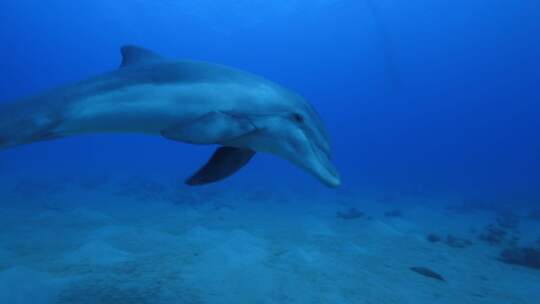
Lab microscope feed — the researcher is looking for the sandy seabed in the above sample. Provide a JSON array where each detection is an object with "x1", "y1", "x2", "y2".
[{"x1": 0, "y1": 175, "x2": 539, "y2": 304}]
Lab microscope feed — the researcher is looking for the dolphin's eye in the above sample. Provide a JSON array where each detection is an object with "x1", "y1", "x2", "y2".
[{"x1": 291, "y1": 113, "x2": 304, "y2": 123}]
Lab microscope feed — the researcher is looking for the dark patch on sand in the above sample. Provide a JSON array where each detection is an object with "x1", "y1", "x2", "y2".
[
  {"x1": 410, "y1": 267, "x2": 445, "y2": 282},
  {"x1": 499, "y1": 247, "x2": 540, "y2": 270},
  {"x1": 426, "y1": 234, "x2": 441, "y2": 243},
  {"x1": 336, "y1": 208, "x2": 364, "y2": 220}
]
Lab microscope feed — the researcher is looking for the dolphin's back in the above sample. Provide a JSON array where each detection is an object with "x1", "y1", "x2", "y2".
[
  {"x1": 0, "y1": 59, "x2": 264, "y2": 149},
  {"x1": 116, "y1": 60, "x2": 266, "y2": 87}
]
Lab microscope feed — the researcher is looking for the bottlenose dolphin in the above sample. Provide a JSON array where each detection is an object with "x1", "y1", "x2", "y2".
[{"x1": 0, "y1": 46, "x2": 340, "y2": 187}]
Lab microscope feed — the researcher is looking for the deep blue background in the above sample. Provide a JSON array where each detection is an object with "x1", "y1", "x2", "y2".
[{"x1": 1, "y1": 0, "x2": 539, "y2": 200}]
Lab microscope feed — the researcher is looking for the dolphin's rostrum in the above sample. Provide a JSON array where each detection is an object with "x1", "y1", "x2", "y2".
[{"x1": 0, "y1": 46, "x2": 341, "y2": 187}]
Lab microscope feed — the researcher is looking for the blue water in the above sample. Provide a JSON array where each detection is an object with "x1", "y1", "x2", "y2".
[{"x1": 1, "y1": 1, "x2": 539, "y2": 303}]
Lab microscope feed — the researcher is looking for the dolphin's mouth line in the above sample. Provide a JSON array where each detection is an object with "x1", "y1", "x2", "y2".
[
  {"x1": 311, "y1": 140, "x2": 333, "y2": 174},
  {"x1": 304, "y1": 130, "x2": 340, "y2": 186},
  {"x1": 222, "y1": 110, "x2": 261, "y2": 133}
]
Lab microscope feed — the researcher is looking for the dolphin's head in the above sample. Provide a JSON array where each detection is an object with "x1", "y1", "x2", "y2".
[{"x1": 228, "y1": 87, "x2": 341, "y2": 187}]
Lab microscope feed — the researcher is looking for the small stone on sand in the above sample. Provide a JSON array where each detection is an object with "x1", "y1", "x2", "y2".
[{"x1": 410, "y1": 266, "x2": 446, "y2": 282}]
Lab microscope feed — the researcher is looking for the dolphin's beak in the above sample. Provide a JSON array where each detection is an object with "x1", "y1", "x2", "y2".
[
  {"x1": 278, "y1": 129, "x2": 341, "y2": 188},
  {"x1": 285, "y1": 130, "x2": 341, "y2": 187},
  {"x1": 310, "y1": 143, "x2": 341, "y2": 187},
  {"x1": 320, "y1": 162, "x2": 341, "y2": 187},
  {"x1": 230, "y1": 116, "x2": 341, "y2": 187}
]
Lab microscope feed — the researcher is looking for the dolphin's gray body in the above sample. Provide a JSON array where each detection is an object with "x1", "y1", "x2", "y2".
[{"x1": 0, "y1": 46, "x2": 340, "y2": 187}]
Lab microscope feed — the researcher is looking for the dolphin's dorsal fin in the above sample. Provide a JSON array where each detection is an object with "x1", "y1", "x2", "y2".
[{"x1": 120, "y1": 45, "x2": 165, "y2": 68}]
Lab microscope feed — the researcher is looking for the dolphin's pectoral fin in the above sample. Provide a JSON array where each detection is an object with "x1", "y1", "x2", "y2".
[
  {"x1": 161, "y1": 111, "x2": 256, "y2": 144},
  {"x1": 120, "y1": 45, "x2": 165, "y2": 68},
  {"x1": 186, "y1": 147, "x2": 256, "y2": 186},
  {"x1": 162, "y1": 112, "x2": 258, "y2": 185}
]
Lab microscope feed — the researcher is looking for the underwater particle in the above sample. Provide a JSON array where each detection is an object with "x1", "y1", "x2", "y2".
[
  {"x1": 445, "y1": 235, "x2": 473, "y2": 248},
  {"x1": 384, "y1": 209, "x2": 403, "y2": 218},
  {"x1": 410, "y1": 267, "x2": 446, "y2": 282},
  {"x1": 336, "y1": 208, "x2": 365, "y2": 220},
  {"x1": 427, "y1": 234, "x2": 442, "y2": 243},
  {"x1": 499, "y1": 247, "x2": 540, "y2": 270}
]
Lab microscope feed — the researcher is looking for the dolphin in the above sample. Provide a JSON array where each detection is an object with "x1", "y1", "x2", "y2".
[{"x1": 0, "y1": 46, "x2": 340, "y2": 187}]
